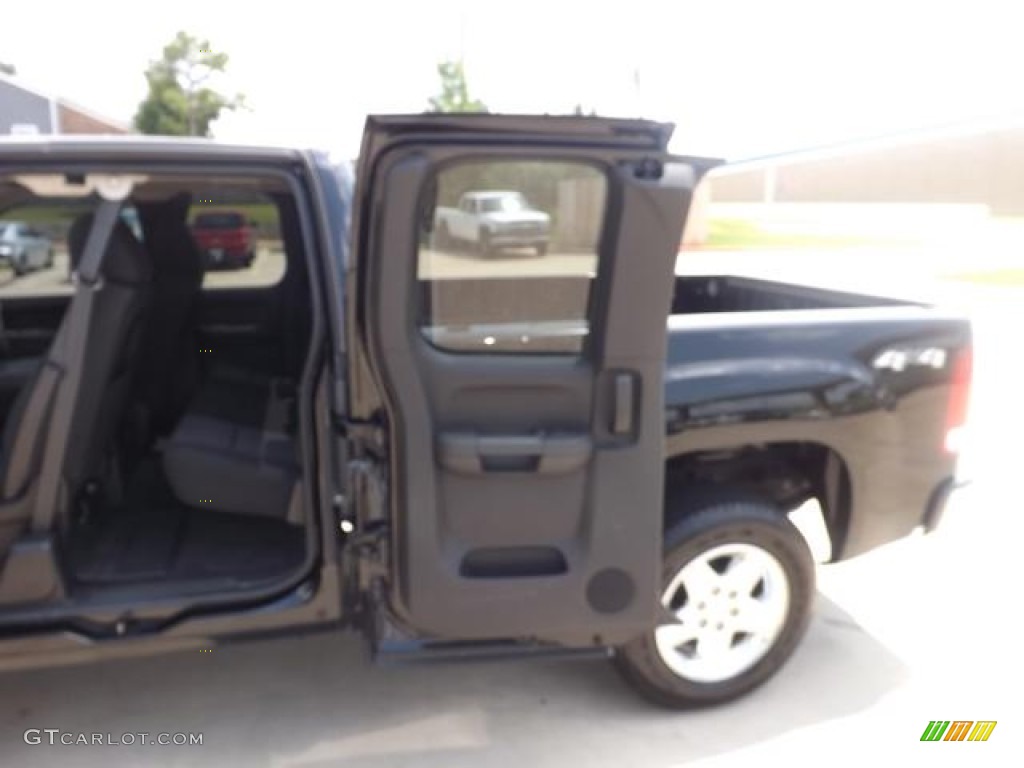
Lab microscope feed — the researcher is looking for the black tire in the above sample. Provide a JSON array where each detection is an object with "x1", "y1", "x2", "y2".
[
  {"x1": 614, "y1": 487, "x2": 815, "y2": 709},
  {"x1": 478, "y1": 231, "x2": 493, "y2": 257},
  {"x1": 436, "y1": 223, "x2": 452, "y2": 250},
  {"x1": 11, "y1": 253, "x2": 26, "y2": 276},
  {"x1": 45, "y1": 249, "x2": 54, "y2": 269},
  {"x1": 535, "y1": 243, "x2": 548, "y2": 257}
]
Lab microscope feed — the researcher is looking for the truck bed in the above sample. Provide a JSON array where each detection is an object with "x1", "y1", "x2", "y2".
[
  {"x1": 663, "y1": 273, "x2": 971, "y2": 561},
  {"x1": 664, "y1": 273, "x2": 960, "y2": 410},
  {"x1": 670, "y1": 274, "x2": 912, "y2": 315}
]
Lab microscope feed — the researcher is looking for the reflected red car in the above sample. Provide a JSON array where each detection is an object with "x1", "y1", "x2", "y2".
[{"x1": 191, "y1": 211, "x2": 256, "y2": 269}]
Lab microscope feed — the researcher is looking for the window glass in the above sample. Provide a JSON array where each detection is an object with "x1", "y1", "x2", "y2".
[
  {"x1": 187, "y1": 196, "x2": 284, "y2": 290},
  {"x1": 0, "y1": 203, "x2": 87, "y2": 298},
  {"x1": 418, "y1": 160, "x2": 606, "y2": 354},
  {"x1": 0, "y1": 181, "x2": 286, "y2": 299}
]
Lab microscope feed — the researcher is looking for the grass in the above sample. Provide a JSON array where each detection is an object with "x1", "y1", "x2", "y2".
[
  {"x1": 947, "y1": 268, "x2": 1024, "y2": 286},
  {"x1": 3, "y1": 202, "x2": 280, "y2": 236},
  {"x1": 188, "y1": 203, "x2": 278, "y2": 230},
  {"x1": 703, "y1": 218, "x2": 911, "y2": 249},
  {"x1": 3, "y1": 203, "x2": 90, "y2": 228}
]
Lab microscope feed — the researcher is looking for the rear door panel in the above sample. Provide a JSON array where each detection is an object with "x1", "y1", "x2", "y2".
[
  {"x1": 0, "y1": 295, "x2": 68, "y2": 358},
  {"x1": 352, "y1": 116, "x2": 718, "y2": 645}
]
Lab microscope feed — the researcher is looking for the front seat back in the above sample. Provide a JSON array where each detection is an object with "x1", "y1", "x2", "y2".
[
  {"x1": 0, "y1": 213, "x2": 151, "y2": 549},
  {"x1": 136, "y1": 195, "x2": 204, "y2": 436},
  {"x1": 61, "y1": 214, "x2": 153, "y2": 506}
]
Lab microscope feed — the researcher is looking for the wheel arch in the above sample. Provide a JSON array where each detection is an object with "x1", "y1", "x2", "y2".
[{"x1": 664, "y1": 441, "x2": 852, "y2": 563}]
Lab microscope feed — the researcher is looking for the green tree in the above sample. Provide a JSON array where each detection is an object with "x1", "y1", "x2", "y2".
[
  {"x1": 134, "y1": 32, "x2": 244, "y2": 137},
  {"x1": 0, "y1": 60, "x2": 15, "y2": 76},
  {"x1": 428, "y1": 59, "x2": 487, "y2": 113}
]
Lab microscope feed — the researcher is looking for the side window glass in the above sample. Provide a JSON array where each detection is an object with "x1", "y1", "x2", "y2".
[
  {"x1": 188, "y1": 197, "x2": 284, "y2": 289},
  {"x1": 0, "y1": 207, "x2": 71, "y2": 297},
  {"x1": 418, "y1": 160, "x2": 606, "y2": 354},
  {"x1": 0, "y1": 189, "x2": 286, "y2": 298}
]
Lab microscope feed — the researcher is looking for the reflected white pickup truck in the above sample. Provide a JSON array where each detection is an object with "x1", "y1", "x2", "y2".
[{"x1": 434, "y1": 189, "x2": 551, "y2": 255}]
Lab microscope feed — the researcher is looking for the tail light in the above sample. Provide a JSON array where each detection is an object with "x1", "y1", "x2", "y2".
[{"x1": 944, "y1": 346, "x2": 972, "y2": 454}]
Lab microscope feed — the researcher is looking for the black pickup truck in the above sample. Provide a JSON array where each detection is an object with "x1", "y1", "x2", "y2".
[{"x1": 0, "y1": 115, "x2": 971, "y2": 708}]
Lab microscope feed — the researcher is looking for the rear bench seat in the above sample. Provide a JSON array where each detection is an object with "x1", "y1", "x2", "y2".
[{"x1": 161, "y1": 366, "x2": 301, "y2": 521}]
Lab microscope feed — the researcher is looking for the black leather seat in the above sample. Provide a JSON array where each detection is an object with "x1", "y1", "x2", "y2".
[
  {"x1": 129, "y1": 197, "x2": 300, "y2": 521},
  {"x1": 0, "y1": 214, "x2": 152, "y2": 551},
  {"x1": 135, "y1": 195, "x2": 205, "y2": 439},
  {"x1": 62, "y1": 216, "x2": 153, "y2": 499},
  {"x1": 162, "y1": 367, "x2": 300, "y2": 520}
]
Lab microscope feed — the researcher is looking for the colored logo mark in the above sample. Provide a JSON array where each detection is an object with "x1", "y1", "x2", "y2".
[{"x1": 921, "y1": 720, "x2": 997, "y2": 742}]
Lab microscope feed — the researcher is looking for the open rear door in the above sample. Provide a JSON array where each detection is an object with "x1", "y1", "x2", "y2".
[{"x1": 349, "y1": 115, "x2": 718, "y2": 647}]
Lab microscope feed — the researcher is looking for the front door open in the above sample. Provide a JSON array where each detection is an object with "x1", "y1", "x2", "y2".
[{"x1": 350, "y1": 115, "x2": 717, "y2": 646}]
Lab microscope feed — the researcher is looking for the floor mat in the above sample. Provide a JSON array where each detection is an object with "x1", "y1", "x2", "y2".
[
  {"x1": 69, "y1": 457, "x2": 304, "y2": 586},
  {"x1": 69, "y1": 507, "x2": 184, "y2": 583},
  {"x1": 70, "y1": 506, "x2": 305, "y2": 585}
]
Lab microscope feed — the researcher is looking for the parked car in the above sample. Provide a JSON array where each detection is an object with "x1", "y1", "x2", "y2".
[
  {"x1": 190, "y1": 210, "x2": 257, "y2": 269},
  {"x1": 0, "y1": 116, "x2": 972, "y2": 710},
  {"x1": 0, "y1": 220, "x2": 53, "y2": 275},
  {"x1": 435, "y1": 190, "x2": 551, "y2": 255}
]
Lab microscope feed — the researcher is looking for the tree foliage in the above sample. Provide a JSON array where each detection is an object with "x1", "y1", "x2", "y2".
[
  {"x1": 134, "y1": 32, "x2": 244, "y2": 137},
  {"x1": 428, "y1": 60, "x2": 487, "y2": 113}
]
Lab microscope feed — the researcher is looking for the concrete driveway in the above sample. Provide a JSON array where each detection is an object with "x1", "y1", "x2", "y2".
[{"x1": 0, "y1": 277, "x2": 1018, "y2": 767}]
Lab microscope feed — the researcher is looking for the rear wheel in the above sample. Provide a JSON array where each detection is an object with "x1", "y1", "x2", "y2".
[
  {"x1": 614, "y1": 488, "x2": 815, "y2": 709},
  {"x1": 436, "y1": 222, "x2": 452, "y2": 251},
  {"x1": 534, "y1": 243, "x2": 548, "y2": 257},
  {"x1": 11, "y1": 252, "x2": 27, "y2": 276},
  {"x1": 478, "y1": 232, "x2": 493, "y2": 257}
]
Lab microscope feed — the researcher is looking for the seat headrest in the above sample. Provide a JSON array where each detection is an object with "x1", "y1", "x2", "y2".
[
  {"x1": 136, "y1": 195, "x2": 204, "y2": 281},
  {"x1": 68, "y1": 212, "x2": 152, "y2": 285},
  {"x1": 142, "y1": 191, "x2": 192, "y2": 224}
]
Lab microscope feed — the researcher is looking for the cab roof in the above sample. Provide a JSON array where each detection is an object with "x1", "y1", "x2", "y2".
[{"x1": 0, "y1": 134, "x2": 307, "y2": 164}]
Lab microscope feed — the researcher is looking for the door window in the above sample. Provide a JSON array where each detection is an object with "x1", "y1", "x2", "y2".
[
  {"x1": 187, "y1": 197, "x2": 285, "y2": 290},
  {"x1": 418, "y1": 160, "x2": 607, "y2": 354}
]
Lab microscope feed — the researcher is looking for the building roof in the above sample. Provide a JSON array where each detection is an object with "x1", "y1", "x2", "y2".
[
  {"x1": 0, "y1": 71, "x2": 131, "y2": 133},
  {"x1": 0, "y1": 71, "x2": 55, "y2": 101},
  {"x1": 0, "y1": 133, "x2": 304, "y2": 163},
  {"x1": 717, "y1": 113, "x2": 1024, "y2": 175},
  {"x1": 56, "y1": 96, "x2": 132, "y2": 133}
]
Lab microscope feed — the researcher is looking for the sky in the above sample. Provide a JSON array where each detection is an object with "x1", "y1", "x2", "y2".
[{"x1": 5, "y1": 0, "x2": 1024, "y2": 160}]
